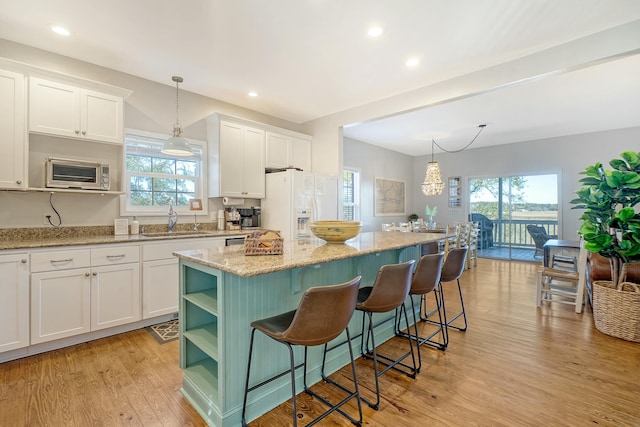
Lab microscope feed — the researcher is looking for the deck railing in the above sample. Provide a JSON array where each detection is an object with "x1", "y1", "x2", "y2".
[{"x1": 487, "y1": 219, "x2": 558, "y2": 249}]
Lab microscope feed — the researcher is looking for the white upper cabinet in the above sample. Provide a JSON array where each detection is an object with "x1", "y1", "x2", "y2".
[
  {"x1": 208, "y1": 115, "x2": 266, "y2": 198},
  {"x1": 0, "y1": 69, "x2": 27, "y2": 190},
  {"x1": 29, "y1": 77, "x2": 124, "y2": 145},
  {"x1": 265, "y1": 131, "x2": 312, "y2": 171}
]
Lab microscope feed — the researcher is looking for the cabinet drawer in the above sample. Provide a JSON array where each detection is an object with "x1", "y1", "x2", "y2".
[
  {"x1": 91, "y1": 245, "x2": 140, "y2": 266},
  {"x1": 143, "y1": 238, "x2": 225, "y2": 261},
  {"x1": 31, "y1": 249, "x2": 91, "y2": 273}
]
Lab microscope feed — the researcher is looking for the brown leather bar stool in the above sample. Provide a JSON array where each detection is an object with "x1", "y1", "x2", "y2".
[
  {"x1": 431, "y1": 247, "x2": 469, "y2": 332},
  {"x1": 241, "y1": 276, "x2": 363, "y2": 427},
  {"x1": 356, "y1": 260, "x2": 416, "y2": 410},
  {"x1": 421, "y1": 241, "x2": 440, "y2": 256},
  {"x1": 395, "y1": 253, "x2": 446, "y2": 368}
]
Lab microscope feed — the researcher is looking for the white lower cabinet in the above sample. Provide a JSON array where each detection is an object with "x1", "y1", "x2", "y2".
[
  {"x1": 91, "y1": 263, "x2": 141, "y2": 330},
  {"x1": 30, "y1": 245, "x2": 140, "y2": 344},
  {"x1": 0, "y1": 253, "x2": 29, "y2": 352},
  {"x1": 143, "y1": 258, "x2": 179, "y2": 318},
  {"x1": 142, "y1": 238, "x2": 226, "y2": 319},
  {"x1": 1, "y1": 237, "x2": 233, "y2": 357},
  {"x1": 31, "y1": 267, "x2": 91, "y2": 344}
]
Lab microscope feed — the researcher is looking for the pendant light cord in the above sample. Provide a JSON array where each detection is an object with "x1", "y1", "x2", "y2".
[
  {"x1": 432, "y1": 124, "x2": 486, "y2": 154},
  {"x1": 175, "y1": 78, "x2": 180, "y2": 126}
]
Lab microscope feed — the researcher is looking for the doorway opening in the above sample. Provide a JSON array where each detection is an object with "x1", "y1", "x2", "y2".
[{"x1": 469, "y1": 174, "x2": 558, "y2": 261}]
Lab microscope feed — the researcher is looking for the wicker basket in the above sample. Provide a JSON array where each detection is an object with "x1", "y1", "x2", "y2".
[
  {"x1": 592, "y1": 280, "x2": 640, "y2": 343},
  {"x1": 243, "y1": 236, "x2": 284, "y2": 255}
]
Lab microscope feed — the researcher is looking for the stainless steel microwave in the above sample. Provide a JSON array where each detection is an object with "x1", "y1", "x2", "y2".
[{"x1": 46, "y1": 157, "x2": 111, "y2": 191}]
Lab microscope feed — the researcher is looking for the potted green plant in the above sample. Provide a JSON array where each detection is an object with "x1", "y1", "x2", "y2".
[
  {"x1": 571, "y1": 150, "x2": 640, "y2": 341},
  {"x1": 425, "y1": 205, "x2": 438, "y2": 229},
  {"x1": 408, "y1": 213, "x2": 419, "y2": 222}
]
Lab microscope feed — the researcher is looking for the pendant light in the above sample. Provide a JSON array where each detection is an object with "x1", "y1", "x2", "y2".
[
  {"x1": 162, "y1": 76, "x2": 193, "y2": 156},
  {"x1": 421, "y1": 139, "x2": 445, "y2": 196},
  {"x1": 421, "y1": 124, "x2": 487, "y2": 196}
]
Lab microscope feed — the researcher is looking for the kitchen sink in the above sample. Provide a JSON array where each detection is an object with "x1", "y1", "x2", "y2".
[{"x1": 141, "y1": 231, "x2": 219, "y2": 237}]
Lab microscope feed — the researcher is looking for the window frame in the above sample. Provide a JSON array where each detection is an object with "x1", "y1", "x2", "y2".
[
  {"x1": 120, "y1": 129, "x2": 207, "y2": 217},
  {"x1": 342, "y1": 166, "x2": 360, "y2": 221}
]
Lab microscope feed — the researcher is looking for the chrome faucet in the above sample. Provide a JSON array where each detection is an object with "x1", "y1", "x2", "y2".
[{"x1": 168, "y1": 204, "x2": 178, "y2": 232}]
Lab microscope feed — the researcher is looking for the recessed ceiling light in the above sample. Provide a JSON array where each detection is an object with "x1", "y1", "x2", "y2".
[
  {"x1": 367, "y1": 26, "x2": 384, "y2": 37},
  {"x1": 51, "y1": 26, "x2": 70, "y2": 36},
  {"x1": 406, "y1": 57, "x2": 420, "y2": 67},
  {"x1": 248, "y1": 91, "x2": 258, "y2": 97}
]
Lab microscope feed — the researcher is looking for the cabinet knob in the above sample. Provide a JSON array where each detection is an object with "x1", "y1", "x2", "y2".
[
  {"x1": 21, "y1": 259, "x2": 27, "y2": 263},
  {"x1": 16, "y1": 179, "x2": 22, "y2": 184},
  {"x1": 85, "y1": 272, "x2": 90, "y2": 277},
  {"x1": 75, "y1": 129, "x2": 80, "y2": 134},
  {"x1": 92, "y1": 272, "x2": 97, "y2": 276},
  {"x1": 82, "y1": 130, "x2": 87, "y2": 135}
]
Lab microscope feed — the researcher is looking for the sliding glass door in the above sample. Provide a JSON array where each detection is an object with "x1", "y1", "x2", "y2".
[{"x1": 469, "y1": 174, "x2": 558, "y2": 261}]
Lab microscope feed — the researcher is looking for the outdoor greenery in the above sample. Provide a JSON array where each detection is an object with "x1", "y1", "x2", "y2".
[
  {"x1": 571, "y1": 151, "x2": 640, "y2": 287},
  {"x1": 127, "y1": 154, "x2": 197, "y2": 207},
  {"x1": 470, "y1": 202, "x2": 558, "y2": 219},
  {"x1": 469, "y1": 177, "x2": 527, "y2": 218}
]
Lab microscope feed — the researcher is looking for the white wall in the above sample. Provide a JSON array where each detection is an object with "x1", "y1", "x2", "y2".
[
  {"x1": 0, "y1": 39, "x2": 305, "y2": 228},
  {"x1": 409, "y1": 126, "x2": 640, "y2": 239},
  {"x1": 343, "y1": 137, "x2": 415, "y2": 233}
]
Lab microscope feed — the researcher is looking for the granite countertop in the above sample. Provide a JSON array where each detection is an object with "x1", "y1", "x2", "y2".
[
  {"x1": 174, "y1": 231, "x2": 449, "y2": 277},
  {"x1": 0, "y1": 225, "x2": 253, "y2": 250}
]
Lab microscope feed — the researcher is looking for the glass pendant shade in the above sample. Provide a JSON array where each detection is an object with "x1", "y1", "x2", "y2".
[
  {"x1": 162, "y1": 124, "x2": 192, "y2": 156},
  {"x1": 421, "y1": 161, "x2": 444, "y2": 196},
  {"x1": 162, "y1": 76, "x2": 193, "y2": 156}
]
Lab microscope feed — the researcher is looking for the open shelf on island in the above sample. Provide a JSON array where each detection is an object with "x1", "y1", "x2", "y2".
[{"x1": 183, "y1": 322, "x2": 219, "y2": 360}]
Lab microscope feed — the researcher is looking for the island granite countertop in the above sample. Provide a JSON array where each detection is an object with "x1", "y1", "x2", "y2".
[{"x1": 174, "y1": 231, "x2": 449, "y2": 277}]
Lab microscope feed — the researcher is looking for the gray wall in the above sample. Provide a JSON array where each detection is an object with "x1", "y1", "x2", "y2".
[
  {"x1": 343, "y1": 137, "x2": 415, "y2": 233},
  {"x1": 345, "y1": 126, "x2": 640, "y2": 239},
  {"x1": 409, "y1": 126, "x2": 640, "y2": 240}
]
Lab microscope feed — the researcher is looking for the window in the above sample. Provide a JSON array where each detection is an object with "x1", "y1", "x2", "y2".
[
  {"x1": 121, "y1": 130, "x2": 206, "y2": 216},
  {"x1": 342, "y1": 167, "x2": 360, "y2": 220}
]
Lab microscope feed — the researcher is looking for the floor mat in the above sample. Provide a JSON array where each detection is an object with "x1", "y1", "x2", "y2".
[{"x1": 146, "y1": 319, "x2": 179, "y2": 344}]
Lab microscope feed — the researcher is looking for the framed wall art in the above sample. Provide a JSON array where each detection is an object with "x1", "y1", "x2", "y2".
[
  {"x1": 448, "y1": 176, "x2": 462, "y2": 208},
  {"x1": 374, "y1": 177, "x2": 406, "y2": 216}
]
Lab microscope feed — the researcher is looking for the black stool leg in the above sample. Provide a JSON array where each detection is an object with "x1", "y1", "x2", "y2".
[
  {"x1": 241, "y1": 328, "x2": 257, "y2": 427},
  {"x1": 312, "y1": 328, "x2": 363, "y2": 426},
  {"x1": 360, "y1": 311, "x2": 381, "y2": 410},
  {"x1": 446, "y1": 279, "x2": 468, "y2": 331},
  {"x1": 286, "y1": 342, "x2": 298, "y2": 427}
]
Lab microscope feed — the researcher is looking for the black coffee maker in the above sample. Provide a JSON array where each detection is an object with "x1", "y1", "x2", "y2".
[{"x1": 238, "y1": 207, "x2": 261, "y2": 229}]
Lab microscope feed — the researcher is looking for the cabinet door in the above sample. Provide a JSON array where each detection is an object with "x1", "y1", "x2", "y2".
[
  {"x1": 29, "y1": 77, "x2": 80, "y2": 139},
  {"x1": 81, "y1": 89, "x2": 123, "y2": 144},
  {"x1": 142, "y1": 258, "x2": 179, "y2": 319},
  {"x1": 31, "y1": 268, "x2": 91, "y2": 344},
  {"x1": 242, "y1": 127, "x2": 266, "y2": 198},
  {"x1": 91, "y1": 263, "x2": 141, "y2": 330},
  {"x1": 0, "y1": 69, "x2": 26, "y2": 190},
  {"x1": 219, "y1": 121, "x2": 245, "y2": 197},
  {"x1": 289, "y1": 136, "x2": 312, "y2": 172},
  {"x1": 0, "y1": 253, "x2": 29, "y2": 353},
  {"x1": 265, "y1": 132, "x2": 289, "y2": 169}
]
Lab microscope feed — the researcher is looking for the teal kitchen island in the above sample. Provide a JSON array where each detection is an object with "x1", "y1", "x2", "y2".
[{"x1": 173, "y1": 231, "x2": 447, "y2": 427}]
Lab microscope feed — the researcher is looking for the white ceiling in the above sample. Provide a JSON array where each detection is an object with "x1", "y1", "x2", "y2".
[{"x1": 1, "y1": 0, "x2": 640, "y2": 156}]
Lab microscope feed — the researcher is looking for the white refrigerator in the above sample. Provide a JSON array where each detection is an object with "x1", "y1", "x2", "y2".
[{"x1": 262, "y1": 169, "x2": 338, "y2": 241}]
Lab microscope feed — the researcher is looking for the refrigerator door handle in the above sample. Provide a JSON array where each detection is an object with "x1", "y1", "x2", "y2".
[{"x1": 310, "y1": 196, "x2": 317, "y2": 222}]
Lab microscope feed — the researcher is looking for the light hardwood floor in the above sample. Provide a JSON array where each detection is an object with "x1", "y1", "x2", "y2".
[{"x1": 1, "y1": 259, "x2": 639, "y2": 426}]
